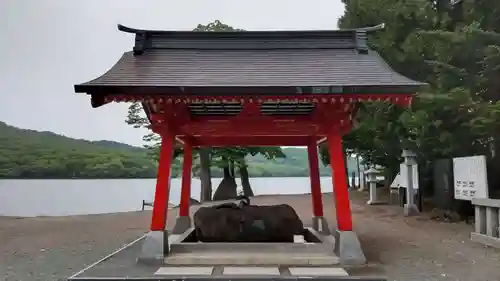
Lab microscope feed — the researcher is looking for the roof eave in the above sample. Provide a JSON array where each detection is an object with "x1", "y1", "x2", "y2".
[
  {"x1": 75, "y1": 84, "x2": 426, "y2": 96},
  {"x1": 74, "y1": 84, "x2": 90, "y2": 93}
]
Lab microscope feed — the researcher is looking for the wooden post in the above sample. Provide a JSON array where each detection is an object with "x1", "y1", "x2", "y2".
[
  {"x1": 327, "y1": 134, "x2": 353, "y2": 231},
  {"x1": 179, "y1": 140, "x2": 193, "y2": 217},
  {"x1": 150, "y1": 132, "x2": 174, "y2": 231},
  {"x1": 307, "y1": 141, "x2": 324, "y2": 217}
]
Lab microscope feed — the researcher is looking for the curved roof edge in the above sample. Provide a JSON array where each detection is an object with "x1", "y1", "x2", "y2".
[
  {"x1": 116, "y1": 23, "x2": 385, "y2": 37},
  {"x1": 116, "y1": 23, "x2": 387, "y2": 55}
]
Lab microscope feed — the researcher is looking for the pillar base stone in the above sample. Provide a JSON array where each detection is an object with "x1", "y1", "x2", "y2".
[
  {"x1": 404, "y1": 203, "x2": 420, "y2": 216},
  {"x1": 137, "y1": 230, "x2": 168, "y2": 265},
  {"x1": 172, "y1": 216, "x2": 192, "y2": 234},
  {"x1": 334, "y1": 230, "x2": 366, "y2": 266},
  {"x1": 367, "y1": 199, "x2": 386, "y2": 205},
  {"x1": 312, "y1": 216, "x2": 330, "y2": 234}
]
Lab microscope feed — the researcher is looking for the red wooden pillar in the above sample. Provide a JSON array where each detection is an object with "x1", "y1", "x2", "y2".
[
  {"x1": 327, "y1": 134, "x2": 353, "y2": 231},
  {"x1": 307, "y1": 141, "x2": 324, "y2": 217},
  {"x1": 179, "y1": 141, "x2": 193, "y2": 217},
  {"x1": 150, "y1": 132, "x2": 175, "y2": 231}
]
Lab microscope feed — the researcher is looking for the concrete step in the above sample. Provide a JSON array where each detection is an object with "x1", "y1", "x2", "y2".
[
  {"x1": 169, "y1": 241, "x2": 332, "y2": 254},
  {"x1": 164, "y1": 252, "x2": 340, "y2": 266}
]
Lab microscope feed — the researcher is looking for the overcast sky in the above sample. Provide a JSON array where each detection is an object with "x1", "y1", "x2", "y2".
[{"x1": 0, "y1": 0, "x2": 345, "y2": 146}]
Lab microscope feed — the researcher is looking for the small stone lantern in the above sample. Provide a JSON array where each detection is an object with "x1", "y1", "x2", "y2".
[{"x1": 366, "y1": 167, "x2": 383, "y2": 205}]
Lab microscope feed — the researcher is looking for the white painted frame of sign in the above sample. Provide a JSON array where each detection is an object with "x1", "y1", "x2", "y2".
[{"x1": 452, "y1": 155, "x2": 489, "y2": 201}]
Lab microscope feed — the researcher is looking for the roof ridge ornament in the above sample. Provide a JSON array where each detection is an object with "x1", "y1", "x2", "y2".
[
  {"x1": 354, "y1": 23, "x2": 386, "y2": 54},
  {"x1": 118, "y1": 24, "x2": 146, "y2": 34},
  {"x1": 133, "y1": 32, "x2": 152, "y2": 56},
  {"x1": 118, "y1": 25, "x2": 152, "y2": 55}
]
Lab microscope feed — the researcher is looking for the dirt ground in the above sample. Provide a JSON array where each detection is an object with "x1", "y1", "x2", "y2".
[{"x1": 1, "y1": 191, "x2": 499, "y2": 281}]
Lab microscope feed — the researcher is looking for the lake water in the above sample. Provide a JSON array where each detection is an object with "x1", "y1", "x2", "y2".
[{"x1": 0, "y1": 177, "x2": 357, "y2": 217}]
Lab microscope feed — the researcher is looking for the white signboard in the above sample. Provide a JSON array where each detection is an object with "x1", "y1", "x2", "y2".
[
  {"x1": 390, "y1": 164, "x2": 419, "y2": 190},
  {"x1": 453, "y1": 155, "x2": 489, "y2": 201}
]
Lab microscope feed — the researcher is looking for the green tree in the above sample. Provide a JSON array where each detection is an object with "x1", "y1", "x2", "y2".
[{"x1": 326, "y1": 0, "x2": 500, "y2": 198}]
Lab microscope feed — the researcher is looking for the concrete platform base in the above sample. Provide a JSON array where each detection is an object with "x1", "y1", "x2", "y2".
[
  {"x1": 403, "y1": 203, "x2": 419, "y2": 216},
  {"x1": 166, "y1": 228, "x2": 340, "y2": 266},
  {"x1": 165, "y1": 252, "x2": 340, "y2": 266},
  {"x1": 312, "y1": 216, "x2": 331, "y2": 234},
  {"x1": 170, "y1": 228, "x2": 330, "y2": 254},
  {"x1": 172, "y1": 216, "x2": 191, "y2": 234},
  {"x1": 69, "y1": 234, "x2": 388, "y2": 280},
  {"x1": 334, "y1": 230, "x2": 366, "y2": 266},
  {"x1": 138, "y1": 230, "x2": 169, "y2": 265}
]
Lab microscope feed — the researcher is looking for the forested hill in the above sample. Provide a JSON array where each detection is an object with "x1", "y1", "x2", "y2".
[
  {"x1": 0, "y1": 121, "x2": 358, "y2": 179},
  {"x1": 0, "y1": 121, "x2": 158, "y2": 179},
  {"x1": 244, "y1": 148, "x2": 359, "y2": 177}
]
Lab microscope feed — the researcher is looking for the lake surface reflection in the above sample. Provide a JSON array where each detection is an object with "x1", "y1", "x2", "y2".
[{"x1": 0, "y1": 177, "x2": 336, "y2": 217}]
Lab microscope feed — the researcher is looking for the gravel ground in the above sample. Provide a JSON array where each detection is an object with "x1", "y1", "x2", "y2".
[{"x1": 1, "y1": 191, "x2": 499, "y2": 281}]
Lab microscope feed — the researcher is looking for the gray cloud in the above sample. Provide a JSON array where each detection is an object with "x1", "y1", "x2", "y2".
[{"x1": 0, "y1": 0, "x2": 344, "y2": 146}]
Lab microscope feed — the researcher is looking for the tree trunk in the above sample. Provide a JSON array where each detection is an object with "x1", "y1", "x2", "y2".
[
  {"x1": 223, "y1": 165, "x2": 231, "y2": 178},
  {"x1": 239, "y1": 165, "x2": 254, "y2": 197},
  {"x1": 213, "y1": 159, "x2": 238, "y2": 200},
  {"x1": 230, "y1": 161, "x2": 235, "y2": 177},
  {"x1": 199, "y1": 148, "x2": 212, "y2": 202},
  {"x1": 384, "y1": 167, "x2": 394, "y2": 189}
]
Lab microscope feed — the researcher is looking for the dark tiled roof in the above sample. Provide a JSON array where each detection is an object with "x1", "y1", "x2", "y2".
[
  {"x1": 78, "y1": 49, "x2": 422, "y2": 87},
  {"x1": 74, "y1": 25, "x2": 426, "y2": 94}
]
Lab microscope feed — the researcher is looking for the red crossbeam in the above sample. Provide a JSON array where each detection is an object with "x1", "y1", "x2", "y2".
[
  {"x1": 179, "y1": 136, "x2": 318, "y2": 147},
  {"x1": 181, "y1": 123, "x2": 329, "y2": 137}
]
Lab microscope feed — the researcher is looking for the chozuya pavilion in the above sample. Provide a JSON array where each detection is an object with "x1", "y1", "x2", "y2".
[{"x1": 74, "y1": 24, "x2": 425, "y2": 266}]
